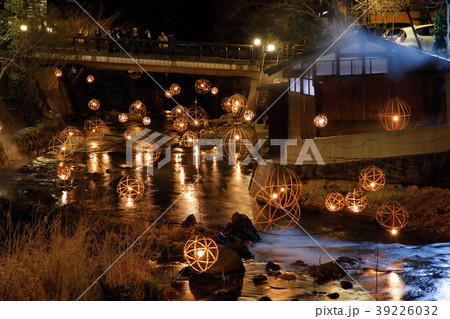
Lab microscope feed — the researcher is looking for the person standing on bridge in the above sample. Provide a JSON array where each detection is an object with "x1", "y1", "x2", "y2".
[
  {"x1": 158, "y1": 32, "x2": 168, "y2": 49},
  {"x1": 144, "y1": 29, "x2": 151, "y2": 39}
]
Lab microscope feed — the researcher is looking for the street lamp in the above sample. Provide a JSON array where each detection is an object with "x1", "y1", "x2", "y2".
[
  {"x1": 267, "y1": 44, "x2": 276, "y2": 52},
  {"x1": 20, "y1": 25, "x2": 28, "y2": 31},
  {"x1": 254, "y1": 38, "x2": 261, "y2": 46}
]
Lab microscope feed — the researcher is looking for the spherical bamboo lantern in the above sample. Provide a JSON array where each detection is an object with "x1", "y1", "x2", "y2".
[
  {"x1": 325, "y1": 192, "x2": 345, "y2": 212},
  {"x1": 345, "y1": 187, "x2": 367, "y2": 213},
  {"x1": 124, "y1": 129, "x2": 135, "y2": 140},
  {"x1": 57, "y1": 163, "x2": 71, "y2": 181},
  {"x1": 88, "y1": 99, "x2": 100, "y2": 111},
  {"x1": 376, "y1": 202, "x2": 409, "y2": 235},
  {"x1": 49, "y1": 132, "x2": 78, "y2": 159},
  {"x1": 181, "y1": 131, "x2": 198, "y2": 147},
  {"x1": 170, "y1": 83, "x2": 181, "y2": 95},
  {"x1": 314, "y1": 114, "x2": 328, "y2": 128},
  {"x1": 211, "y1": 87, "x2": 218, "y2": 95},
  {"x1": 117, "y1": 175, "x2": 145, "y2": 201},
  {"x1": 143, "y1": 141, "x2": 161, "y2": 163},
  {"x1": 84, "y1": 116, "x2": 106, "y2": 137},
  {"x1": 55, "y1": 68, "x2": 63, "y2": 77},
  {"x1": 244, "y1": 110, "x2": 255, "y2": 121},
  {"x1": 173, "y1": 117, "x2": 188, "y2": 132},
  {"x1": 128, "y1": 70, "x2": 143, "y2": 79},
  {"x1": 183, "y1": 235, "x2": 219, "y2": 273},
  {"x1": 164, "y1": 90, "x2": 173, "y2": 98},
  {"x1": 228, "y1": 94, "x2": 247, "y2": 117},
  {"x1": 195, "y1": 79, "x2": 211, "y2": 94},
  {"x1": 252, "y1": 185, "x2": 301, "y2": 233},
  {"x1": 61, "y1": 126, "x2": 83, "y2": 143},
  {"x1": 170, "y1": 105, "x2": 188, "y2": 122},
  {"x1": 378, "y1": 97, "x2": 411, "y2": 131},
  {"x1": 86, "y1": 75, "x2": 95, "y2": 83},
  {"x1": 188, "y1": 102, "x2": 207, "y2": 127},
  {"x1": 264, "y1": 166, "x2": 302, "y2": 207},
  {"x1": 359, "y1": 166, "x2": 386, "y2": 192},
  {"x1": 222, "y1": 127, "x2": 254, "y2": 163},
  {"x1": 129, "y1": 100, "x2": 147, "y2": 117},
  {"x1": 221, "y1": 97, "x2": 232, "y2": 113},
  {"x1": 118, "y1": 113, "x2": 128, "y2": 123},
  {"x1": 273, "y1": 78, "x2": 281, "y2": 84},
  {"x1": 142, "y1": 116, "x2": 151, "y2": 125}
]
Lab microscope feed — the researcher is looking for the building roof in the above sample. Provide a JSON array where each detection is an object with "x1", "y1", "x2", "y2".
[{"x1": 265, "y1": 31, "x2": 450, "y2": 77}]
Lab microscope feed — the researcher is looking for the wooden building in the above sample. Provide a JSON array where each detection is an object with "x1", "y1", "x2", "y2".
[{"x1": 264, "y1": 31, "x2": 450, "y2": 140}]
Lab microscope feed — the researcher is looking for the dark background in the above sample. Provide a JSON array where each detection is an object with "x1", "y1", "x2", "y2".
[{"x1": 49, "y1": 0, "x2": 227, "y2": 42}]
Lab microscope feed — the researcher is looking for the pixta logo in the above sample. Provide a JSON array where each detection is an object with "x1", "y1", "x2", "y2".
[{"x1": 126, "y1": 129, "x2": 172, "y2": 175}]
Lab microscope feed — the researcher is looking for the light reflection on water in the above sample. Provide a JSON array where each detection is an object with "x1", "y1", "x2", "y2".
[{"x1": 47, "y1": 122, "x2": 450, "y2": 301}]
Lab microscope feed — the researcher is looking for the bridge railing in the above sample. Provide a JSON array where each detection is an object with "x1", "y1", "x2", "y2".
[{"x1": 56, "y1": 37, "x2": 284, "y2": 63}]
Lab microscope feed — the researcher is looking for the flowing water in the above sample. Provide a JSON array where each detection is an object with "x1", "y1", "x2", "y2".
[{"x1": 1, "y1": 114, "x2": 449, "y2": 301}]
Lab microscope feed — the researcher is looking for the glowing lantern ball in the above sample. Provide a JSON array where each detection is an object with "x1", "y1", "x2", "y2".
[
  {"x1": 124, "y1": 129, "x2": 135, "y2": 140},
  {"x1": 49, "y1": 131, "x2": 78, "y2": 159},
  {"x1": 57, "y1": 163, "x2": 71, "y2": 181},
  {"x1": 84, "y1": 116, "x2": 106, "y2": 137},
  {"x1": 273, "y1": 78, "x2": 281, "y2": 84},
  {"x1": 169, "y1": 83, "x2": 181, "y2": 95},
  {"x1": 164, "y1": 90, "x2": 173, "y2": 98},
  {"x1": 0, "y1": 121, "x2": 3, "y2": 134},
  {"x1": 86, "y1": 75, "x2": 95, "y2": 83},
  {"x1": 194, "y1": 79, "x2": 211, "y2": 94},
  {"x1": 325, "y1": 192, "x2": 345, "y2": 212},
  {"x1": 128, "y1": 70, "x2": 143, "y2": 79},
  {"x1": 252, "y1": 185, "x2": 301, "y2": 233},
  {"x1": 222, "y1": 127, "x2": 255, "y2": 163},
  {"x1": 170, "y1": 105, "x2": 188, "y2": 122},
  {"x1": 244, "y1": 110, "x2": 255, "y2": 121},
  {"x1": 88, "y1": 99, "x2": 100, "y2": 111},
  {"x1": 228, "y1": 94, "x2": 247, "y2": 117},
  {"x1": 144, "y1": 141, "x2": 161, "y2": 163},
  {"x1": 183, "y1": 235, "x2": 219, "y2": 273},
  {"x1": 376, "y1": 202, "x2": 409, "y2": 235},
  {"x1": 55, "y1": 68, "x2": 63, "y2": 77},
  {"x1": 61, "y1": 126, "x2": 83, "y2": 144},
  {"x1": 117, "y1": 175, "x2": 145, "y2": 202},
  {"x1": 314, "y1": 114, "x2": 328, "y2": 128},
  {"x1": 378, "y1": 97, "x2": 411, "y2": 131},
  {"x1": 188, "y1": 103, "x2": 207, "y2": 127},
  {"x1": 118, "y1": 113, "x2": 128, "y2": 123},
  {"x1": 181, "y1": 131, "x2": 198, "y2": 147},
  {"x1": 210, "y1": 87, "x2": 219, "y2": 95},
  {"x1": 221, "y1": 97, "x2": 232, "y2": 113},
  {"x1": 345, "y1": 187, "x2": 367, "y2": 213},
  {"x1": 129, "y1": 100, "x2": 147, "y2": 117},
  {"x1": 264, "y1": 166, "x2": 302, "y2": 208},
  {"x1": 359, "y1": 166, "x2": 386, "y2": 192},
  {"x1": 143, "y1": 116, "x2": 151, "y2": 125},
  {"x1": 173, "y1": 117, "x2": 188, "y2": 132}
]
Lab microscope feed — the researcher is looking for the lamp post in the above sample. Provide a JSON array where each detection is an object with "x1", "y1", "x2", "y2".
[{"x1": 253, "y1": 39, "x2": 275, "y2": 122}]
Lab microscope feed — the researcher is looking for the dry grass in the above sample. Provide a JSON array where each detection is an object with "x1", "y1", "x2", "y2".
[{"x1": 0, "y1": 211, "x2": 171, "y2": 301}]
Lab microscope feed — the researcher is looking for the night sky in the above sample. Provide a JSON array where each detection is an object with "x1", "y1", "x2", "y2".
[{"x1": 49, "y1": 0, "x2": 225, "y2": 42}]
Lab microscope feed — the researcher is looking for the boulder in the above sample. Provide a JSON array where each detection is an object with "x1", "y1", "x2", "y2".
[
  {"x1": 181, "y1": 214, "x2": 197, "y2": 227},
  {"x1": 336, "y1": 256, "x2": 358, "y2": 265},
  {"x1": 205, "y1": 247, "x2": 245, "y2": 276},
  {"x1": 265, "y1": 261, "x2": 281, "y2": 272},
  {"x1": 292, "y1": 260, "x2": 308, "y2": 267},
  {"x1": 327, "y1": 292, "x2": 340, "y2": 299},
  {"x1": 258, "y1": 296, "x2": 272, "y2": 301},
  {"x1": 252, "y1": 274, "x2": 268, "y2": 284},
  {"x1": 225, "y1": 242, "x2": 255, "y2": 259},
  {"x1": 308, "y1": 261, "x2": 346, "y2": 283},
  {"x1": 225, "y1": 212, "x2": 261, "y2": 242},
  {"x1": 340, "y1": 281, "x2": 354, "y2": 289}
]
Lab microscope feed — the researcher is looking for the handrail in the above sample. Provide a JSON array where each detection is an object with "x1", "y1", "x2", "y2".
[{"x1": 52, "y1": 36, "x2": 288, "y2": 63}]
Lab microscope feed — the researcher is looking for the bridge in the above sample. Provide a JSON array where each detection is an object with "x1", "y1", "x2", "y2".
[{"x1": 46, "y1": 37, "x2": 296, "y2": 79}]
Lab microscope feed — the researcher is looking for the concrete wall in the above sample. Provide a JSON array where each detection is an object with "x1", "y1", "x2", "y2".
[{"x1": 286, "y1": 125, "x2": 450, "y2": 164}]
